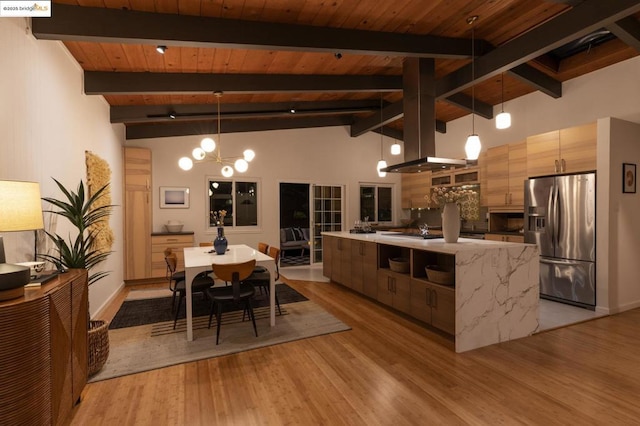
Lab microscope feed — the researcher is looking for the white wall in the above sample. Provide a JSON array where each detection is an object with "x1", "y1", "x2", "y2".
[
  {"x1": 598, "y1": 118, "x2": 640, "y2": 313},
  {"x1": 0, "y1": 19, "x2": 125, "y2": 316},
  {"x1": 127, "y1": 127, "x2": 403, "y2": 249}
]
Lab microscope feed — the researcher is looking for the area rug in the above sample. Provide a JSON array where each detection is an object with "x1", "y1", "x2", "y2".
[
  {"x1": 281, "y1": 253, "x2": 310, "y2": 267},
  {"x1": 110, "y1": 283, "x2": 307, "y2": 329},
  {"x1": 89, "y1": 300, "x2": 350, "y2": 382}
]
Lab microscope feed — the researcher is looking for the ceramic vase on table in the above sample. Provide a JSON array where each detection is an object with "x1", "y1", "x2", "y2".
[
  {"x1": 442, "y1": 202, "x2": 461, "y2": 243},
  {"x1": 213, "y1": 226, "x2": 228, "y2": 254}
]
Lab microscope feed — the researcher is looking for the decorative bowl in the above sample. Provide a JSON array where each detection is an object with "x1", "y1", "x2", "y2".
[
  {"x1": 388, "y1": 257, "x2": 410, "y2": 273},
  {"x1": 165, "y1": 223, "x2": 184, "y2": 233},
  {"x1": 425, "y1": 265, "x2": 454, "y2": 285}
]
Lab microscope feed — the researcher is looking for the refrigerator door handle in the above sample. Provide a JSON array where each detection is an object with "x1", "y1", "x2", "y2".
[
  {"x1": 541, "y1": 257, "x2": 584, "y2": 267},
  {"x1": 553, "y1": 184, "x2": 560, "y2": 249},
  {"x1": 547, "y1": 184, "x2": 555, "y2": 247}
]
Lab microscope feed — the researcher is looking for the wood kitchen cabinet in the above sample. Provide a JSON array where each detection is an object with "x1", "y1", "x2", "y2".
[
  {"x1": 377, "y1": 269, "x2": 411, "y2": 315},
  {"x1": 401, "y1": 171, "x2": 431, "y2": 209},
  {"x1": 410, "y1": 279, "x2": 455, "y2": 335},
  {"x1": 526, "y1": 122, "x2": 597, "y2": 177},
  {"x1": 124, "y1": 147, "x2": 152, "y2": 280},
  {"x1": 326, "y1": 236, "x2": 351, "y2": 286},
  {"x1": 485, "y1": 233, "x2": 525, "y2": 243},
  {"x1": 486, "y1": 141, "x2": 527, "y2": 208},
  {"x1": 351, "y1": 240, "x2": 378, "y2": 298},
  {"x1": 151, "y1": 233, "x2": 195, "y2": 278}
]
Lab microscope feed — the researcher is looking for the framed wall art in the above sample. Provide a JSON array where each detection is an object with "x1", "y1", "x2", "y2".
[
  {"x1": 160, "y1": 186, "x2": 190, "y2": 208},
  {"x1": 623, "y1": 163, "x2": 636, "y2": 194}
]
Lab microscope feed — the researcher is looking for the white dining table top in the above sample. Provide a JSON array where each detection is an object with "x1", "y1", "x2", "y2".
[{"x1": 184, "y1": 244, "x2": 272, "y2": 268}]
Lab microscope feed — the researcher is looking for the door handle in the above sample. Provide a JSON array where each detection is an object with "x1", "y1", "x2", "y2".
[
  {"x1": 504, "y1": 193, "x2": 508, "y2": 204},
  {"x1": 509, "y1": 193, "x2": 512, "y2": 204},
  {"x1": 554, "y1": 159, "x2": 559, "y2": 173}
]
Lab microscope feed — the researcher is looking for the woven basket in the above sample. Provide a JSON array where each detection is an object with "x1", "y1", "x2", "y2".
[
  {"x1": 425, "y1": 265, "x2": 454, "y2": 286},
  {"x1": 88, "y1": 320, "x2": 110, "y2": 376},
  {"x1": 388, "y1": 257, "x2": 410, "y2": 273}
]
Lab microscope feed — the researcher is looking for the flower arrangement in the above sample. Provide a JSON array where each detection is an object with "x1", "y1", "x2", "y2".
[
  {"x1": 428, "y1": 186, "x2": 477, "y2": 207},
  {"x1": 210, "y1": 209, "x2": 227, "y2": 227}
]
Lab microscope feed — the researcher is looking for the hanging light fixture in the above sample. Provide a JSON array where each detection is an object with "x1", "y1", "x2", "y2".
[
  {"x1": 178, "y1": 91, "x2": 255, "y2": 176},
  {"x1": 496, "y1": 73, "x2": 512, "y2": 129},
  {"x1": 390, "y1": 141, "x2": 401, "y2": 155},
  {"x1": 376, "y1": 95, "x2": 387, "y2": 177},
  {"x1": 465, "y1": 15, "x2": 482, "y2": 161}
]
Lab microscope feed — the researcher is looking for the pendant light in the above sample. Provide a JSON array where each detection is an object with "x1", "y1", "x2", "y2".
[
  {"x1": 376, "y1": 95, "x2": 387, "y2": 177},
  {"x1": 465, "y1": 15, "x2": 482, "y2": 161},
  {"x1": 496, "y1": 73, "x2": 512, "y2": 129},
  {"x1": 178, "y1": 91, "x2": 255, "y2": 175}
]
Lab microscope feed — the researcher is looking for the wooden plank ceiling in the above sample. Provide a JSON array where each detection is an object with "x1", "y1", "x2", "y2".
[{"x1": 32, "y1": 0, "x2": 640, "y2": 140}]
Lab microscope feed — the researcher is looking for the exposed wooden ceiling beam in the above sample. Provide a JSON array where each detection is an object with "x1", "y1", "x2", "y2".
[
  {"x1": 125, "y1": 116, "x2": 354, "y2": 140},
  {"x1": 372, "y1": 127, "x2": 405, "y2": 142},
  {"x1": 350, "y1": 102, "x2": 403, "y2": 137},
  {"x1": 436, "y1": 0, "x2": 640, "y2": 98},
  {"x1": 443, "y1": 93, "x2": 493, "y2": 119},
  {"x1": 111, "y1": 100, "x2": 380, "y2": 124},
  {"x1": 607, "y1": 16, "x2": 640, "y2": 52},
  {"x1": 507, "y1": 65, "x2": 562, "y2": 98},
  {"x1": 31, "y1": 4, "x2": 472, "y2": 59},
  {"x1": 84, "y1": 71, "x2": 402, "y2": 95}
]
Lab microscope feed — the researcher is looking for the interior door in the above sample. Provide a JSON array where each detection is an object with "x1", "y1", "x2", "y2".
[{"x1": 312, "y1": 184, "x2": 344, "y2": 264}]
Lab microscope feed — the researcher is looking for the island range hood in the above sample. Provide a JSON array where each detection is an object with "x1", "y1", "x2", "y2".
[{"x1": 381, "y1": 58, "x2": 469, "y2": 173}]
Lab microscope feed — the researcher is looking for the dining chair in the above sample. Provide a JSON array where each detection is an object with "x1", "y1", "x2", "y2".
[
  {"x1": 165, "y1": 250, "x2": 215, "y2": 329},
  {"x1": 206, "y1": 259, "x2": 258, "y2": 345},
  {"x1": 244, "y1": 246, "x2": 282, "y2": 315},
  {"x1": 252, "y1": 242, "x2": 270, "y2": 279}
]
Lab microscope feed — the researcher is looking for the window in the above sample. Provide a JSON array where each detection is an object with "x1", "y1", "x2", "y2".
[
  {"x1": 360, "y1": 185, "x2": 392, "y2": 223},
  {"x1": 208, "y1": 179, "x2": 258, "y2": 228}
]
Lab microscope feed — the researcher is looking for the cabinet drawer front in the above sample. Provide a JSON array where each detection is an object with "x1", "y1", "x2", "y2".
[
  {"x1": 152, "y1": 235, "x2": 193, "y2": 245},
  {"x1": 151, "y1": 243, "x2": 192, "y2": 254}
]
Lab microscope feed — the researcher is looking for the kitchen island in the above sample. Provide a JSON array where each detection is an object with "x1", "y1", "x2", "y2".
[{"x1": 322, "y1": 231, "x2": 539, "y2": 352}]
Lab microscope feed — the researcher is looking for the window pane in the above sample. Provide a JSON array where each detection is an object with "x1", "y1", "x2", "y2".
[
  {"x1": 209, "y1": 180, "x2": 233, "y2": 226},
  {"x1": 235, "y1": 181, "x2": 258, "y2": 226},
  {"x1": 360, "y1": 186, "x2": 375, "y2": 221},
  {"x1": 378, "y1": 187, "x2": 392, "y2": 222}
]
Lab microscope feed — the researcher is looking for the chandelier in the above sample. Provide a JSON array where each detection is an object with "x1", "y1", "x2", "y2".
[{"x1": 178, "y1": 91, "x2": 255, "y2": 177}]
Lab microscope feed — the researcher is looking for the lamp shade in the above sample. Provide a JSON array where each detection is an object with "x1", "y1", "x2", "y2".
[
  {"x1": 496, "y1": 111, "x2": 511, "y2": 129},
  {"x1": 465, "y1": 134, "x2": 482, "y2": 160},
  {"x1": 0, "y1": 181, "x2": 44, "y2": 232},
  {"x1": 377, "y1": 160, "x2": 387, "y2": 178},
  {"x1": 390, "y1": 143, "x2": 402, "y2": 155}
]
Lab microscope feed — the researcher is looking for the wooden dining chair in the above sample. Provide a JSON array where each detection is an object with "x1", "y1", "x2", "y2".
[
  {"x1": 244, "y1": 246, "x2": 281, "y2": 315},
  {"x1": 206, "y1": 259, "x2": 258, "y2": 345}
]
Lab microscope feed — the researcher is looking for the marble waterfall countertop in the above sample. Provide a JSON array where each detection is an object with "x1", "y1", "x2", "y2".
[{"x1": 322, "y1": 231, "x2": 540, "y2": 352}]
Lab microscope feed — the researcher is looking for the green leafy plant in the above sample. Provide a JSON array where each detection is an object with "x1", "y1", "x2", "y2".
[{"x1": 39, "y1": 179, "x2": 114, "y2": 285}]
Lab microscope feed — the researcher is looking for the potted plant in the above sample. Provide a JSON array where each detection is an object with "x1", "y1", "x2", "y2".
[{"x1": 40, "y1": 178, "x2": 114, "y2": 376}]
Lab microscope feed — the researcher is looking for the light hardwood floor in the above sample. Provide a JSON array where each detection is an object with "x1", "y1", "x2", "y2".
[{"x1": 73, "y1": 278, "x2": 640, "y2": 425}]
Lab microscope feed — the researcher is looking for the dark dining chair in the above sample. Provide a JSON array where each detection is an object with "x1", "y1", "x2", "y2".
[
  {"x1": 244, "y1": 246, "x2": 282, "y2": 315},
  {"x1": 165, "y1": 249, "x2": 215, "y2": 329},
  {"x1": 206, "y1": 259, "x2": 258, "y2": 345}
]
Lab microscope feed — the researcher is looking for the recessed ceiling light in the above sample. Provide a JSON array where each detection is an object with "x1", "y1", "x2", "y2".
[{"x1": 156, "y1": 45, "x2": 167, "y2": 54}]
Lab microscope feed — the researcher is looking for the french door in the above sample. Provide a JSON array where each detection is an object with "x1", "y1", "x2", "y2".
[{"x1": 312, "y1": 184, "x2": 344, "y2": 263}]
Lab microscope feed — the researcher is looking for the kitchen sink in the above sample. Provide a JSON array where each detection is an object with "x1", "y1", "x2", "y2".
[{"x1": 381, "y1": 232, "x2": 443, "y2": 240}]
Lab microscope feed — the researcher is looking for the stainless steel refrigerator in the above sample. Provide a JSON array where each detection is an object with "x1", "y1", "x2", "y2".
[{"x1": 524, "y1": 173, "x2": 596, "y2": 309}]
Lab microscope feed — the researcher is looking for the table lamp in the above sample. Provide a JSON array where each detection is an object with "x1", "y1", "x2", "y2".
[{"x1": 0, "y1": 180, "x2": 44, "y2": 301}]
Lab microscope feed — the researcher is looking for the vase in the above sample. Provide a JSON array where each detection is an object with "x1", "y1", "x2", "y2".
[
  {"x1": 442, "y1": 202, "x2": 461, "y2": 243},
  {"x1": 213, "y1": 227, "x2": 228, "y2": 255}
]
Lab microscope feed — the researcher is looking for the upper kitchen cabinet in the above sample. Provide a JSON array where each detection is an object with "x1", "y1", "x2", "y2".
[
  {"x1": 401, "y1": 171, "x2": 432, "y2": 209},
  {"x1": 526, "y1": 122, "x2": 597, "y2": 177},
  {"x1": 486, "y1": 141, "x2": 527, "y2": 209}
]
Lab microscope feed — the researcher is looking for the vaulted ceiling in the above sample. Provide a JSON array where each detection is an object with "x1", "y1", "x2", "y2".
[{"x1": 32, "y1": 0, "x2": 640, "y2": 141}]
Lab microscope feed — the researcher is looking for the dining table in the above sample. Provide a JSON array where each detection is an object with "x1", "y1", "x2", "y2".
[{"x1": 183, "y1": 244, "x2": 277, "y2": 341}]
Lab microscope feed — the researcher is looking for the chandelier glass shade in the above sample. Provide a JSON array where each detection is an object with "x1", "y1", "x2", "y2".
[
  {"x1": 178, "y1": 92, "x2": 255, "y2": 176},
  {"x1": 390, "y1": 142, "x2": 401, "y2": 155}
]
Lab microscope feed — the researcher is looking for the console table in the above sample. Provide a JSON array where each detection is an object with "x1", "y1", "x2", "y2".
[{"x1": 0, "y1": 269, "x2": 88, "y2": 425}]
